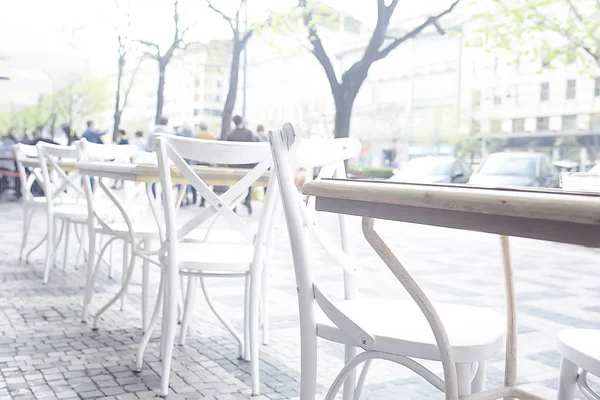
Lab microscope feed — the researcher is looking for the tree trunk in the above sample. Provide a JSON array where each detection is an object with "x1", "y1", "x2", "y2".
[
  {"x1": 113, "y1": 56, "x2": 125, "y2": 142},
  {"x1": 156, "y1": 61, "x2": 166, "y2": 125},
  {"x1": 220, "y1": 39, "x2": 242, "y2": 139},
  {"x1": 333, "y1": 86, "x2": 358, "y2": 139}
]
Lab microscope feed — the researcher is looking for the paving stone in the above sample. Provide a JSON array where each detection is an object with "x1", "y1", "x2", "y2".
[{"x1": 1, "y1": 201, "x2": 599, "y2": 399}]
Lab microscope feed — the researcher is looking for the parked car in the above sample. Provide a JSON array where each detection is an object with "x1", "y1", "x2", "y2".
[
  {"x1": 468, "y1": 152, "x2": 558, "y2": 188},
  {"x1": 389, "y1": 156, "x2": 472, "y2": 184}
]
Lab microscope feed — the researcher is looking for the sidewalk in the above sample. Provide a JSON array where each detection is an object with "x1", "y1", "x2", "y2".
[{"x1": 0, "y1": 200, "x2": 599, "y2": 399}]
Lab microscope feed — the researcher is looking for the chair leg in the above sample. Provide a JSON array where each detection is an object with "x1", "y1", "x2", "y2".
[
  {"x1": 142, "y1": 239, "x2": 150, "y2": 333},
  {"x1": 93, "y1": 240, "x2": 136, "y2": 329},
  {"x1": 261, "y1": 262, "x2": 270, "y2": 346},
  {"x1": 557, "y1": 357, "x2": 578, "y2": 400},
  {"x1": 456, "y1": 363, "x2": 472, "y2": 397},
  {"x1": 136, "y1": 269, "x2": 164, "y2": 372},
  {"x1": 251, "y1": 263, "x2": 264, "y2": 395},
  {"x1": 62, "y1": 221, "x2": 71, "y2": 271},
  {"x1": 120, "y1": 241, "x2": 129, "y2": 311},
  {"x1": 299, "y1": 328, "x2": 318, "y2": 400},
  {"x1": 160, "y1": 260, "x2": 179, "y2": 397},
  {"x1": 243, "y1": 274, "x2": 251, "y2": 361},
  {"x1": 199, "y1": 277, "x2": 243, "y2": 358},
  {"x1": 108, "y1": 239, "x2": 114, "y2": 279},
  {"x1": 20, "y1": 207, "x2": 34, "y2": 260},
  {"x1": 43, "y1": 215, "x2": 55, "y2": 284},
  {"x1": 178, "y1": 276, "x2": 197, "y2": 346},
  {"x1": 471, "y1": 361, "x2": 486, "y2": 393}
]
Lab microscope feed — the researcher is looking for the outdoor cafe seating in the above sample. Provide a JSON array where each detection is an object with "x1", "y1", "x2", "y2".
[{"x1": 4, "y1": 123, "x2": 599, "y2": 400}]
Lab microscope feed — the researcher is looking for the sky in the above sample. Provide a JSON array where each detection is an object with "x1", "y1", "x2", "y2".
[{"x1": 0, "y1": 0, "x2": 461, "y2": 93}]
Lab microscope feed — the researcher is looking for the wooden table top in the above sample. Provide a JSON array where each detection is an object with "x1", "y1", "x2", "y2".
[
  {"x1": 302, "y1": 179, "x2": 600, "y2": 248},
  {"x1": 76, "y1": 161, "x2": 271, "y2": 186}
]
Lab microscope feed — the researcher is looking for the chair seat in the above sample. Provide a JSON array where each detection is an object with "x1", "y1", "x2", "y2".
[
  {"x1": 557, "y1": 329, "x2": 600, "y2": 377},
  {"x1": 53, "y1": 204, "x2": 88, "y2": 223},
  {"x1": 98, "y1": 221, "x2": 162, "y2": 239},
  {"x1": 317, "y1": 298, "x2": 505, "y2": 363},
  {"x1": 27, "y1": 196, "x2": 81, "y2": 207},
  {"x1": 177, "y1": 242, "x2": 255, "y2": 273}
]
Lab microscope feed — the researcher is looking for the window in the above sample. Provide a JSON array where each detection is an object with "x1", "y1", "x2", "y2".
[
  {"x1": 490, "y1": 119, "x2": 502, "y2": 133},
  {"x1": 216, "y1": 80, "x2": 223, "y2": 88},
  {"x1": 493, "y1": 89, "x2": 502, "y2": 105},
  {"x1": 472, "y1": 90, "x2": 481, "y2": 107},
  {"x1": 562, "y1": 115, "x2": 577, "y2": 131},
  {"x1": 540, "y1": 82, "x2": 549, "y2": 101},
  {"x1": 471, "y1": 120, "x2": 481, "y2": 134},
  {"x1": 591, "y1": 113, "x2": 600, "y2": 132},
  {"x1": 512, "y1": 85, "x2": 520, "y2": 104},
  {"x1": 512, "y1": 118, "x2": 525, "y2": 132},
  {"x1": 566, "y1": 80, "x2": 576, "y2": 99},
  {"x1": 595, "y1": 77, "x2": 600, "y2": 97},
  {"x1": 536, "y1": 117, "x2": 550, "y2": 132}
]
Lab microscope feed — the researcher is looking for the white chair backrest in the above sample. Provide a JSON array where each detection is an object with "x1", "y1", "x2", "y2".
[
  {"x1": 79, "y1": 140, "x2": 140, "y2": 162},
  {"x1": 14, "y1": 144, "x2": 40, "y2": 202},
  {"x1": 155, "y1": 135, "x2": 274, "y2": 246},
  {"x1": 269, "y1": 123, "x2": 362, "y2": 321},
  {"x1": 36, "y1": 142, "x2": 83, "y2": 204},
  {"x1": 76, "y1": 139, "x2": 141, "y2": 225}
]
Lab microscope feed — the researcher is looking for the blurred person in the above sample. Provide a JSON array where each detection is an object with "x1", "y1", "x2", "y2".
[
  {"x1": 226, "y1": 115, "x2": 258, "y2": 215},
  {"x1": 196, "y1": 122, "x2": 216, "y2": 140},
  {"x1": 227, "y1": 115, "x2": 257, "y2": 142},
  {"x1": 256, "y1": 124, "x2": 267, "y2": 142},
  {"x1": 177, "y1": 122, "x2": 194, "y2": 138},
  {"x1": 130, "y1": 131, "x2": 147, "y2": 152},
  {"x1": 116, "y1": 129, "x2": 129, "y2": 144},
  {"x1": 62, "y1": 124, "x2": 78, "y2": 145},
  {"x1": 82, "y1": 120, "x2": 109, "y2": 144}
]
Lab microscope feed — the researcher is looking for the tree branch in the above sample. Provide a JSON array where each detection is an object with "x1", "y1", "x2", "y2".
[
  {"x1": 206, "y1": 0, "x2": 235, "y2": 33},
  {"x1": 566, "y1": 0, "x2": 584, "y2": 23},
  {"x1": 136, "y1": 39, "x2": 160, "y2": 52},
  {"x1": 120, "y1": 57, "x2": 143, "y2": 113},
  {"x1": 298, "y1": 0, "x2": 340, "y2": 92},
  {"x1": 376, "y1": 0, "x2": 461, "y2": 61}
]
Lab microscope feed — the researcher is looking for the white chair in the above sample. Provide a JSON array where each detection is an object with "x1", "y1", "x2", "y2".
[
  {"x1": 36, "y1": 142, "x2": 88, "y2": 284},
  {"x1": 557, "y1": 329, "x2": 600, "y2": 400},
  {"x1": 15, "y1": 144, "x2": 47, "y2": 261},
  {"x1": 268, "y1": 123, "x2": 505, "y2": 400},
  {"x1": 75, "y1": 139, "x2": 158, "y2": 328},
  {"x1": 140, "y1": 135, "x2": 277, "y2": 397}
]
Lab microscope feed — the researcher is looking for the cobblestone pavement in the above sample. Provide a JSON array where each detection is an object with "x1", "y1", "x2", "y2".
[{"x1": 0, "y1": 197, "x2": 599, "y2": 399}]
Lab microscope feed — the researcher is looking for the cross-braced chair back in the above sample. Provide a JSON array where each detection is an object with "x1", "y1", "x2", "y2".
[
  {"x1": 36, "y1": 142, "x2": 84, "y2": 206},
  {"x1": 15, "y1": 144, "x2": 41, "y2": 202},
  {"x1": 76, "y1": 139, "x2": 140, "y2": 228},
  {"x1": 154, "y1": 135, "x2": 274, "y2": 248},
  {"x1": 269, "y1": 123, "x2": 366, "y2": 344}
]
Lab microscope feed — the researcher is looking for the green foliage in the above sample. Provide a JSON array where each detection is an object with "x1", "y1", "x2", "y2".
[
  {"x1": 469, "y1": 0, "x2": 600, "y2": 71},
  {"x1": 255, "y1": 1, "x2": 342, "y2": 53},
  {"x1": 0, "y1": 77, "x2": 112, "y2": 133},
  {"x1": 348, "y1": 166, "x2": 394, "y2": 179}
]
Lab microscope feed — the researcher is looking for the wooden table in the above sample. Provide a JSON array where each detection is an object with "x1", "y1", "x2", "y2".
[
  {"x1": 302, "y1": 178, "x2": 600, "y2": 400},
  {"x1": 303, "y1": 179, "x2": 600, "y2": 248},
  {"x1": 76, "y1": 161, "x2": 270, "y2": 186}
]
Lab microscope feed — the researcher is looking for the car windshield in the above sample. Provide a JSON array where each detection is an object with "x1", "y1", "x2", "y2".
[
  {"x1": 478, "y1": 154, "x2": 537, "y2": 177},
  {"x1": 398, "y1": 157, "x2": 454, "y2": 176}
]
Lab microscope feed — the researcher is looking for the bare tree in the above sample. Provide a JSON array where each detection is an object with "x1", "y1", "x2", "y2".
[
  {"x1": 112, "y1": 0, "x2": 143, "y2": 141},
  {"x1": 299, "y1": 0, "x2": 461, "y2": 138},
  {"x1": 206, "y1": 0, "x2": 253, "y2": 138},
  {"x1": 137, "y1": 0, "x2": 195, "y2": 124}
]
